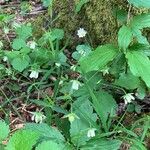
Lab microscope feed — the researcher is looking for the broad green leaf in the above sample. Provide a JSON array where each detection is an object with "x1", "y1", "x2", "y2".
[
  {"x1": 70, "y1": 98, "x2": 97, "y2": 146},
  {"x1": 80, "y1": 138, "x2": 122, "y2": 150},
  {"x1": 130, "y1": 13, "x2": 150, "y2": 30},
  {"x1": 51, "y1": 29, "x2": 64, "y2": 41},
  {"x1": 12, "y1": 55, "x2": 30, "y2": 72},
  {"x1": 118, "y1": 25, "x2": 132, "y2": 50},
  {"x1": 75, "y1": 0, "x2": 90, "y2": 13},
  {"x1": 80, "y1": 44, "x2": 118, "y2": 73},
  {"x1": 95, "y1": 91, "x2": 117, "y2": 131},
  {"x1": 0, "y1": 120, "x2": 10, "y2": 142},
  {"x1": 36, "y1": 141, "x2": 63, "y2": 150},
  {"x1": 12, "y1": 38, "x2": 26, "y2": 50},
  {"x1": 5, "y1": 129, "x2": 39, "y2": 150},
  {"x1": 25, "y1": 123, "x2": 65, "y2": 142},
  {"x1": 115, "y1": 72, "x2": 140, "y2": 90},
  {"x1": 128, "y1": 0, "x2": 150, "y2": 8},
  {"x1": 126, "y1": 51, "x2": 150, "y2": 87},
  {"x1": 16, "y1": 25, "x2": 32, "y2": 40}
]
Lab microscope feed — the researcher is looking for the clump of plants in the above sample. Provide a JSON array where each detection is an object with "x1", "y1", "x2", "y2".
[{"x1": 1, "y1": 0, "x2": 150, "y2": 150}]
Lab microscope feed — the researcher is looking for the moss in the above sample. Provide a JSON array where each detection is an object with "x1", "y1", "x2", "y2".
[{"x1": 52, "y1": 0, "x2": 126, "y2": 47}]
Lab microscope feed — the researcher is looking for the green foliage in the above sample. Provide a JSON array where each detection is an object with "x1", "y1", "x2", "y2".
[
  {"x1": 75, "y1": 0, "x2": 90, "y2": 13},
  {"x1": 80, "y1": 44, "x2": 118, "y2": 73},
  {"x1": 5, "y1": 129, "x2": 39, "y2": 150},
  {"x1": 126, "y1": 51, "x2": 150, "y2": 87},
  {"x1": 1, "y1": 1, "x2": 150, "y2": 150},
  {"x1": 128, "y1": 0, "x2": 150, "y2": 8},
  {"x1": 0, "y1": 120, "x2": 10, "y2": 142},
  {"x1": 118, "y1": 25, "x2": 132, "y2": 51}
]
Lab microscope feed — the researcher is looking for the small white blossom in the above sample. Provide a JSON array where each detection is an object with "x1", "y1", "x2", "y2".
[
  {"x1": 87, "y1": 128, "x2": 97, "y2": 138},
  {"x1": 122, "y1": 93, "x2": 135, "y2": 105},
  {"x1": 29, "y1": 70, "x2": 39, "y2": 79},
  {"x1": 63, "y1": 113, "x2": 79, "y2": 123},
  {"x1": 3, "y1": 56, "x2": 8, "y2": 62},
  {"x1": 27, "y1": 41, "x2": 37, "y2": 49},
  {"x1": 101, "y1": 68, "x2": 109, "y2": 76},
  {"x1": 77, "y1": 28, "x2": 87, "y2": 38},
  {"x1": 31, "y1": 112, "x2": 46, "y2": 123},
  {"x1": 71, "y1": 80, "x2": 81, "y2": 90},
  {"x1": 55, "y1": 63, "x2": 61, "y2": 67}
]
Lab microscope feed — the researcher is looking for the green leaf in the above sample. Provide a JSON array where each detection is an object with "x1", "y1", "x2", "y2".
[
  {"x1": 114, "y1": 72, "x2": 140, "y2": 90},
  {"x1": 25, "y1": 123, "x2": 65, "y2": 142},
  {"x1": 5, "y1": 129, "x2": 39, "y2": 150},
  {"x1": 12, "y1": 39, "x2": 26, "y2": 50},
  {"x1": 75, "y1": 0, "x2": 90, "y2": 13},
  {"x1": 80, "y1": 138, "x2": 122, "y2": 150},
  {"x1": 12, "y1": 55, "x2": 30, "y2": 72},
  {"x1": 80, "y1": 44, "x2": 118, "y2": 73},
  {"x1": 36, "y1": 141, "x2": 64, "y2": 150},
  {"x1": 118, "y1": 25, "x2": 132, "y2": 50},
  {"x1": 126, "y1": 51, "x2": 150, "y2": 87},
  {"x1": 51, "y1": 29, "x2": 64, "y2": 41},
  {"x1": 130, "y1": 13, "x2": 150, "y2": 30},
  {"x1": 70, "y1": 98, "x2": 97, "y2": 146},
  {"x1": 132, "y1": 28, "x2": 149, "y2": 45},
  {"x1": 42, "y1": 0, "x2": 53, "y2": 7},
  {"x1": 0, "y1": 120, "x2": 10, "y2": 142},
  {"x1": 128, "y1": 0, "x2": 150, "y2": 8},
  {"x1": 16, "y1": 25, "x2": 32, "y2": 40},
  {"x1": 95, "y1": 91, "x2": 117, "y2": 131}
]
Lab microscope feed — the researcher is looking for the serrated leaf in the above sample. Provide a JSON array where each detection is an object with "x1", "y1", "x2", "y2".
[
  {"x1": 16, "y1": 25, "x2": 32, "y2": 40},
  {"x1": 12, "y1": 55, "x2": 30, "y2": 72},
  {"x1": 80, "y1": 44, "x2": 118, "y2": 73},
  {"x1": 12, "y1": 39, "x2": 26, "y2": 50},
  {"x1": 36, "y1": 141, "x2": 63, "y2": 150},
  {"x1": 130, "y1": 13, "x2": 150, "y2": 30},
  {"x1": 51, "y1": 29, "x2": 64, "y2": 41},
  {"x1": 126, "y1": 51, "x2": 150, "y2": 87},
  {"x1": 75, "y1": 0, "x2": 90, "y2": 13},
  {"x1": 0, "y1": 120, "x2": 10, "y2": 142},
  {"x1": 5, "y1": 129, "x2": 39, "y2": 150},
  {"x1": 80, "y1": 138, "x2": 122, "y2": 150},
  {"x1": 118, "y1": 25, "x2": 132, "y2": 50},
  {"x1": 128, "y1": 0, "x2": 150, "y2": 8},
  {"x1": 114, "y1": 72, "x2": 140, "y2": 90},
  {"x1": 25, "y1": 123, "x2": 65, "y2": 142},
  {"x1": 70, "y1": 98, "x2": 97, "y2": 146}
]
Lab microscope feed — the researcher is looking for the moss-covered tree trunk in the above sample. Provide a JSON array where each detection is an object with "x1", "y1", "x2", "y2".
[{"x1": 51, "y1": 0, "x2": 127, "y2": 47}]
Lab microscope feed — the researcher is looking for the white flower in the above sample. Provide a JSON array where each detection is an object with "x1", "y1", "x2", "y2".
[
  {"x1": 87, "y1": 128, "x2": 97, "y2": 138},
  {"x1": 31, "y1": 112, "x2": 46, "y2": 123},
  {"x1": 101, "y1": 68, "x2": 109, "y2": 76},
  {"x1": 77, "y1": 28, "x2": 87, "y2": 38},
  {"x1": 27, "y1": 41, "x2": 37, "y2": 49},
  {"x1": 122, "y1": 93, "x2": 135, "y2": 105},
  {"x1": 71, "y1": 80, "x2": 81, "y2": 90},
  {"x1": 3, "y1": 56, "x2": 8, "y2": 62},
  {"x1": 63, "y1": 113, "x2": 79, "y2": 123},
  {"x1": 29, "y1": 70, "x2": 39, "y2": 79},
  {"x1": 55, "y1": 63, "x2": 61, "y2": 67}
]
